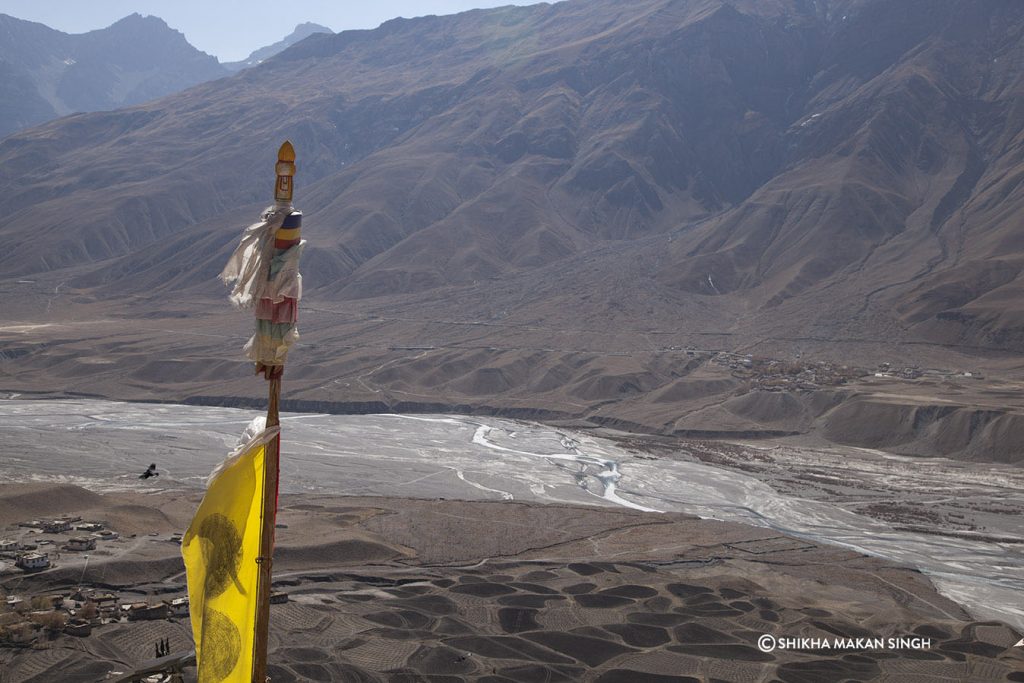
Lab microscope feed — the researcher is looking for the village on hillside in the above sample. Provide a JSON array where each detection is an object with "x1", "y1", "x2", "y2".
[
  {"x1": 0, "y1": 514, "x2": 289, "y2": 650},
  {"x1": 0, "y1": 515, "x2": 184, "y2": 646}
]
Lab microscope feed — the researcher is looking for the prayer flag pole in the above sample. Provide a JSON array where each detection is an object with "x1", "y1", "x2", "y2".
[
  {"x1": 251, "y1": 378, "x2": 278, "y2": 683},
  {"x1": 196, "y1": 142, "x2": 305, "y2": 683},
  {"x1": 252, "y1": 141, "x2": 300, "y2": 682},
  {"x1": 203, "y1": 141, "x2": 303, "y2": 679}
]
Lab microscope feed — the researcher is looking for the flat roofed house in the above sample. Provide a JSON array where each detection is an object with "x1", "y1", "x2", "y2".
[
  {"x1": 169, "y1": 597, "x2": 189, "y2": 617},
  {"x1": 0, "y1": 539, "x2": 18, "y2": 552},
  {"x1": 92, "y1": 593, "x2": 118, "y2": 605},
  {"x1": 67, "y1": 537, "x2": 96, "y2": 551},
  {"x1": 42, "y1": 520, "x2": 71, "y2": 533},
  {"x1": 15, "y1": 552, "x2": 50, "y2": 570},
  {"x1": 127, "y1": 603, "x2": 169, "y2": 621}
]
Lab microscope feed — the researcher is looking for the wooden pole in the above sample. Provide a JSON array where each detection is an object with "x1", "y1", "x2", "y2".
[
  {"x1": 252, "y1": 378, "x2": 280, "y2": 683},
  {"x1": 252, "y1": 141, "x2": 295, "y2": 682}
]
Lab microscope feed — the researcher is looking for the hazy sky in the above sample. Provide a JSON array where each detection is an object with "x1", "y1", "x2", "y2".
[{"x1": 0, "y1": 1, "x2": 549, "y2": 61}]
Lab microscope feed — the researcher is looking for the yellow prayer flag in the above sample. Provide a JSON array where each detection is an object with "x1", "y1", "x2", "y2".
[{"x1": 182, "y1": 423, "x2": 274, "y2": 683}]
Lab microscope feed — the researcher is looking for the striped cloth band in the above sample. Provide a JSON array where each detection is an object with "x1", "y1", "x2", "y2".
[
  {"x1": 275, "y1": 227, "x2": 301, "y2": 241},
  {"x1": 276, "y1": 210, "x2": 302, "y2": 248},
  {"x1": 255, "y1": 297, "x2": 298, "y2": 324},
  {"x1": 255, "y1": 319, "x2": 294, "y2": 340}
]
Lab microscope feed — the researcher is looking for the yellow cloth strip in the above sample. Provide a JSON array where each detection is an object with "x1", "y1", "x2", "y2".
[
  {"x1": 274, "y1": 227, "x2": 301, "y2": 241},
  {"x1": 182, "y1": 440, "x2": 266, "y2": 683}
]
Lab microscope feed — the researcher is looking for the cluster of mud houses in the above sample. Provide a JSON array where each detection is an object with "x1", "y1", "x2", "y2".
[
  {"x1": 0, "y1": 590, "x2": 195, "y2": 646},
  {"x1": 2, "y1": 517, "x2": 121, "y2": 573},
  {"x1": 0, "y1": 538, "x2": 51, "y2": 571},
  {"x1": 122, "y1": 597, "x2": 191, "y2": 621},
  {"x1": 2, "y1": 584, "x2": 290, "y2": 646}
]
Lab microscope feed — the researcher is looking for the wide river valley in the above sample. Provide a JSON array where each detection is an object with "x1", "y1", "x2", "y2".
[{"x1": 1, "y1": 398, "x2": 1022, "y2": 632}]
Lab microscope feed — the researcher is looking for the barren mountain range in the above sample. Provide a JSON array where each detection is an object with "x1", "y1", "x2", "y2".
[
  {"x1": 0, "y1": 13, "x2": 227, "y2": 139},
  {"x1": 2, "y1": 0, "x2": 1024, "y2": 463}
]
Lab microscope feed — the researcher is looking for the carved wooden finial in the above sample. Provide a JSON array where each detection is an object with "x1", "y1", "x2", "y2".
[{"x1": 275, "y1": 140, "x2": 296, "y2": 206}]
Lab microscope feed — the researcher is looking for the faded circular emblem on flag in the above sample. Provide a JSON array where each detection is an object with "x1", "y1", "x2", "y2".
[
  {"x1": 199, "y1": 608, "x2": 242, "y2": 683},
  {"x1": 198, "y1": 513, "x2": 246, "y2": 597}
]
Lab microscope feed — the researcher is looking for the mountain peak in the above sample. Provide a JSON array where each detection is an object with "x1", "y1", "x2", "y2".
[
  {"x1": 0, "y1": 10, "x2": 226, "y2": 137},
  {"x1": 108, "y1": 13, "x2": 169, "y2": 29},
  {"x1": 293, "y1": 21, "x2": 333, "y2": 35},
  {"x1": 225, "y1": 21, "x2": 334, "y2": 70}
]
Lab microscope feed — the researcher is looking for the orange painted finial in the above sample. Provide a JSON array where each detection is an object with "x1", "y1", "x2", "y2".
[
  {"x1": 275, "y1": 140, "x2": 296, "y2": 205},
  {"x1": 278, "y1": 140, "x2": 295, "y2": 162}
]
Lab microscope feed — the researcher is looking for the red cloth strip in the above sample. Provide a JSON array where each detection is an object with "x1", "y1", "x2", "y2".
[{"x1": 255, "y1": 297, "x2": 298, "y2": 324}]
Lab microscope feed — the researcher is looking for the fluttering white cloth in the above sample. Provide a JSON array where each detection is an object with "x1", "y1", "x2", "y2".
[{"x1": 219, "y1": 206, "x2": 290, "y2": 309}]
